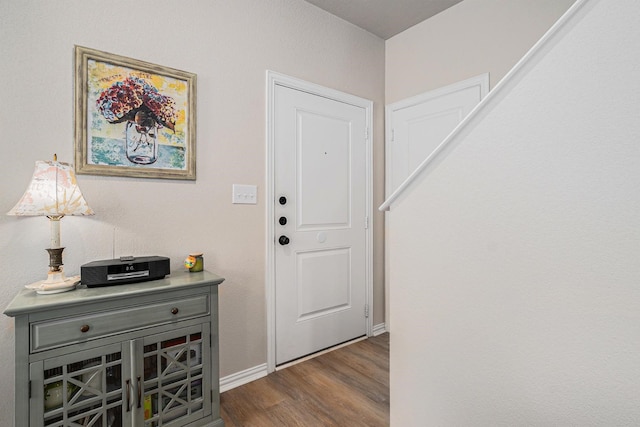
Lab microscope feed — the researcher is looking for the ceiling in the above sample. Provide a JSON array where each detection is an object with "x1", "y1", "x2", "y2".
[{"x1": 304, "y1": 0, "x2": 464, "y2": 39}]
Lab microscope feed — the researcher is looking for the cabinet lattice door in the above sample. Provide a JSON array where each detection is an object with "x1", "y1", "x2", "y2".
[
  {"x1": 34, "y1": 342, "x2": 127, "y2": 426},
  {"x1": 140, "y1": 324, "x2": 211, "y2": 426}
]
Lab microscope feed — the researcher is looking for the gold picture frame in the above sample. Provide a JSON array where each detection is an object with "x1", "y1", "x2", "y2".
[{"x1": 74, "y1": 46, "x2": 196, "y2": 180}]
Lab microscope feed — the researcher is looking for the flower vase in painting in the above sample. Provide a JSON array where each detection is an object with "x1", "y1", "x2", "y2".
[{"x1": 126, "y1": 112, "x2": 158, "y2": 164}]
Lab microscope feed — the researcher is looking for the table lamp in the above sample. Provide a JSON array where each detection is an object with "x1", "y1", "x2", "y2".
[{"x1": 7, "y1": 155, "x2": 94, "y2": 293}]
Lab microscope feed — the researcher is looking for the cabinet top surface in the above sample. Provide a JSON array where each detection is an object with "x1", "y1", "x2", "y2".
[{"x1": 3, "y1": 270, "x2": 224, "y2": 317}]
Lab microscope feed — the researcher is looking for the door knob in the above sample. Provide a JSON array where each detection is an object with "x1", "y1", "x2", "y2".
[
  {"x1": 279, "y1": 196, "x2": 287, "y2": 205},
  {"x1": 279, "y1": 235, "x2": 290, "y2": 245},
  {"x1": 279, "y1": 216, "x2": 287, "y2": 226}
]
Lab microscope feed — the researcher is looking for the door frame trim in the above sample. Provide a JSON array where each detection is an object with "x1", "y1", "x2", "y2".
[{"x1": 265, "y1": 70, "x2": 374, "y2": 373}]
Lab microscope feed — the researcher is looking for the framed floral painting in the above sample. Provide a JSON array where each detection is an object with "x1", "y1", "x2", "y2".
[{"x1": 74, "y1": 46, "x2": 196, "y2": 180}]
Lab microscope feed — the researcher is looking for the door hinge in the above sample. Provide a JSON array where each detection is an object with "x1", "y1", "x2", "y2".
[
  {"x1": 365, "y1": 304, "x2": 369, "y2": 318},
  {"x1": 391, "y1": 128, "x2": 394, "y2": 142},
  {"x1": 29, "y1": 380, "x2": 32, "y2": 399},
  {"x1": 364, "y1": 216, "x2": 369, "y2": 229},
  {"x1": 365, "y1": 128, "x2": 369, "y2": 140},
  {"x1": 211, "y1": 390, "x2": 214, "y2": 403}
]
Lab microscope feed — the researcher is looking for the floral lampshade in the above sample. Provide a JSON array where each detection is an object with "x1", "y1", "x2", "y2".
[{"x1": 8, "y1": 159, "x2": 94, "y2": 217}]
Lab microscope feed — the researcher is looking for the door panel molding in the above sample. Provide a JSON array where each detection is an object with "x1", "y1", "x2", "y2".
[
  {"x1": 266, "y1": 70, "x2": 373, "y2": 373},
  {"x1": 296, "y1": 246, "x2": 352, "y2": 321}
]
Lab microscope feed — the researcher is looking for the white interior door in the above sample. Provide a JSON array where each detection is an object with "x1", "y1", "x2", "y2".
[
  {"x1": 274, "y1": 84, "x2": 368, "y2": 366},
  {"x1": 386, "y1": 73, "x2": 489, "y2": 196},
  {"x1": 384, "y1": 74, "x2": 488, "y2": 334}
]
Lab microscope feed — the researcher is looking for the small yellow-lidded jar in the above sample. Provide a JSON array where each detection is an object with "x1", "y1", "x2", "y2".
[{"x1": 184, "y1": 253, "x2": 204, "y2": 272}]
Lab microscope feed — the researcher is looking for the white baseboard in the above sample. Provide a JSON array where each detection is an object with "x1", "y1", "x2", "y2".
[
  {"x1": 219, "y1": 363, "x2": 268, "y2": 393},
  {"x1": 373, "y1": 322, "x2": 387, "y2": 336}
]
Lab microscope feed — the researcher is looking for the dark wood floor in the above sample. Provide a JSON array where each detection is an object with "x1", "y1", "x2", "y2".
[{"x1": 220, "y1": 333, "x2": 389, "y2": 426}]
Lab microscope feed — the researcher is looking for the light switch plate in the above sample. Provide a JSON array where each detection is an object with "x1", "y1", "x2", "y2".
[{"x1": 232, "y1": 184, "x2": 257, "y2": 204}]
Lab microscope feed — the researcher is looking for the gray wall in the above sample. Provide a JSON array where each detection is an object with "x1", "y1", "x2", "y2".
[{"x1": 386, "y1": 0, "x2": 576, "y2": 103}]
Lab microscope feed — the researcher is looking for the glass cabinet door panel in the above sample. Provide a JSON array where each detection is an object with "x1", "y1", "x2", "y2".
[
  {"x1": 140, "y1": 324, "x2": 211, "y2": 426},
  {"x1": 38, "y1": 343, "x2": 128, "y2": 427}
]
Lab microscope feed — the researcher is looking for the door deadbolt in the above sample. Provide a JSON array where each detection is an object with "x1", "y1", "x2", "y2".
[
  {"x1": 279, "y1": 196, "x2": 287, "y2": 205},
  {"x1": 279, "y1": 235, "x2": 290, "y2": 245},
  {"x1": 279, "y1": 216, "x2": 287, "y2": 226}
]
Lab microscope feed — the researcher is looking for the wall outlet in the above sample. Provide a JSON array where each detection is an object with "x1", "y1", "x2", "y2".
[{"x1": 232, "y1": 184, "x2": 257, "y2": 204}]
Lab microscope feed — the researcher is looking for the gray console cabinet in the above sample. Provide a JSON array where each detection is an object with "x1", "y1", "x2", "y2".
[{"x1": 4, "y1": 270, "x2": 225, "y2": 427}]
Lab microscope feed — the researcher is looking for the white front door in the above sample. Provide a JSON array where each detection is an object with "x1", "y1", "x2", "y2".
[{"x1": 273, "y1": 83, "x2": 368, "y2": 366}]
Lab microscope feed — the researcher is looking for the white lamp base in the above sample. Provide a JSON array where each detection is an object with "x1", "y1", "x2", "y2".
[{"x1": 25, "y1": 270, "x2": 80, "y2": 294}]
